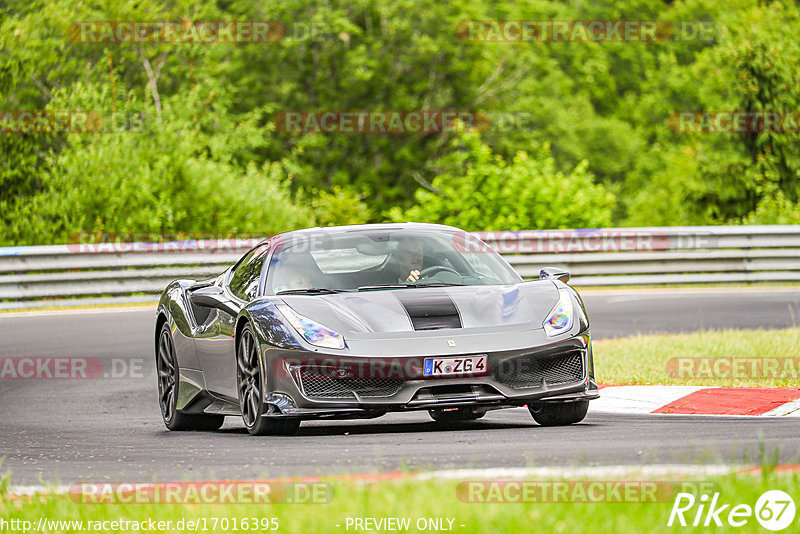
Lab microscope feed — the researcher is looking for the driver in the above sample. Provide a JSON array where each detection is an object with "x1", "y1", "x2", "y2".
[{"x1": 393, "y1": 237, "x2": 425, "y2": 283}]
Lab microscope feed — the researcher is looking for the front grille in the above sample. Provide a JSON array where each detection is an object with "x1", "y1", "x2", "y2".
[
  {"x1": 296, "y1": 368, "x2": 404, "y2": 399},
  {"x1": 495, "y1": 350, "x2": 584, "y2": 390}
]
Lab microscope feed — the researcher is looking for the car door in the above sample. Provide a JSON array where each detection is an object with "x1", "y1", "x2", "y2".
[{"x1": 195, "y1": 244, "x2": 269, "y2": 400}]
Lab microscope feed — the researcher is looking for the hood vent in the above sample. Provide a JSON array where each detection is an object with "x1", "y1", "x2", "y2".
[{"x1": 396, "y1": 290, "x2": 462, "y2": 330}]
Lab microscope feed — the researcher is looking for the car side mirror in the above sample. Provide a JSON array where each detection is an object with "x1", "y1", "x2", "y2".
[
  {"x1": 190, "y1": 285, "x2": 239, "y2": 317},
  {"x1": 539, "y1": 267, "x2": 571, "y2": 283}
]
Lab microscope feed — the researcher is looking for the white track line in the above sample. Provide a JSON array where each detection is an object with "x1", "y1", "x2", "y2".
[
  {"x1": 764, "y1": 398, "x2": 800, "y2": 417},
  {"x1": 412, "y1": 464, "x2": 740, "y2": 481},
  {"x1": 590, "y1": 386, "x2": 706, "y2": 414}
]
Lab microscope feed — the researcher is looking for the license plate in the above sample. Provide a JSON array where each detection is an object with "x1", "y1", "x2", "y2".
[{"x1": 423, "y1": 355, "x2": 487, "y2": 377}]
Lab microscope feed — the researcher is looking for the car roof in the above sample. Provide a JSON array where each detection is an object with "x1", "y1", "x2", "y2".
[{"x1": 265, "y1": 222, "x2": 463, "y2": 245}]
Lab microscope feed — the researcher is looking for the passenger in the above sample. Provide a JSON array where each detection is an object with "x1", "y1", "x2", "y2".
[{"x1": 273, "y1": 271, "x2": 312, "y2": 293}]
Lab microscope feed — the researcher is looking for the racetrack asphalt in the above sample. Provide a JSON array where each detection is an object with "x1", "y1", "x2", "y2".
[{"x1": 1, "y1": 288, "x2": 799, "y2": 485}]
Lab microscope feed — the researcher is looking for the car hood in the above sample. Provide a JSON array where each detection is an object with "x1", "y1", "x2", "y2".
[{"x1": 275, "y1": 282, "x2": 560, "y2": 334}]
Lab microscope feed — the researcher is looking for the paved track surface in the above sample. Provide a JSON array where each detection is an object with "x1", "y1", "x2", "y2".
[
  {"x1": 1, "y1": 288, "x2": 799, "y2": 485},
  {"x1": 584, "y1": 287, "x2": 800, "y2": 337}
]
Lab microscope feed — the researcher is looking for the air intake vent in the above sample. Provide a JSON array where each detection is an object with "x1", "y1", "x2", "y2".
[
  {"x1": 294, "y1": 367, "x2": 404, "y2": 399},
  {"x1": 495, "y1": 350, "x2": 585, "y2": 390},
  {"x1": 396, "y1": 291, "x2": 462, "y2": 330}
]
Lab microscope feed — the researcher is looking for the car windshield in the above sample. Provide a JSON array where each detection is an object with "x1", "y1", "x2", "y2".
[{"x1": 266, "y1": 229, "x2": 521, "y2": 294}]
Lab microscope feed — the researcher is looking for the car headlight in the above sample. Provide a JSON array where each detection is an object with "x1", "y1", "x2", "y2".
[
  {"x1": 276, "y1": 303, "x2": 345, "y2": 350},
  {"x1": 543, "y1": 289, "x2": 574, "y2": 336}
]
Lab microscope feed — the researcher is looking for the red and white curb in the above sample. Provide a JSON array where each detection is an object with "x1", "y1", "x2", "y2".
[{"x1": 592, "y1": 386, "x2": 800, "y2": 417}]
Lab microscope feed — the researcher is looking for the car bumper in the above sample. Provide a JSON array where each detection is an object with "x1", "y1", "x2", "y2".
[{"x1": 261, "y1": 334, "x2": 598, "y2": 419}]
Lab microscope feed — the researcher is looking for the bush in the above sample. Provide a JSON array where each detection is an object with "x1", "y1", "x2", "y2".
[
  {"x1": 1, "y1": 82, "x2": 314, "y2": 245},
  {"x1": 388, "y1": 133, "x2": 615, "y2": 231},
  {"x1": 740, "y1": 191, "x2": 800, "y2": 225}
]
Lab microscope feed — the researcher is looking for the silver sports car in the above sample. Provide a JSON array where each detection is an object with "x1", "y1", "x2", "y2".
[{"x1": 155, "y1": 223, "x2": 598, "y2": 435}]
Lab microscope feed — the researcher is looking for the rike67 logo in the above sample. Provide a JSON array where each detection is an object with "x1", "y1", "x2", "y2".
[{"x1": 669, "y1": 490, "x2": 796, "y2": 531}]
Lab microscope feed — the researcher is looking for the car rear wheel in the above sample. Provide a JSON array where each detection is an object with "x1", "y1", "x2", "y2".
[
  {"x1": 157, "y1": 322, "x2": 225, "y2": 431},
  {"x1": 237, "y1": 323, "x2": 300, "y2": 436},
  {"x1": 528, "y1": 400, "x2": 589, "y2": 426},
  {"x1": 428, "y1": 407, "x2": 487, "y2": 422}
]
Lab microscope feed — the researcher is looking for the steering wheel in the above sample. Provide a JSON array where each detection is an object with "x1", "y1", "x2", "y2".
[{"x1": 418, "y1": 265, "x2": 460, "y2": 279}]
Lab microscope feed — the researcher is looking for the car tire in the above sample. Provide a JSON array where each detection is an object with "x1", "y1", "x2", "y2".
[
  {"x1": 428, "y1": 407, "x2": 487, "y2": 422},
  {"x1": 157, "y1": 322, "x2": 225, "y2": 431},
  {"x1": 248, "y1": 416, "x2": 302, "y2": 436},
  {"x1": 528, "y1": 400, "x2": 589, "y2": 426},
  {"x1": 237, "y1": 322, "x2": 301, "y2": 436},
  {"x1": 167, "y1": 412, "x2": 226, "y2": 432}
]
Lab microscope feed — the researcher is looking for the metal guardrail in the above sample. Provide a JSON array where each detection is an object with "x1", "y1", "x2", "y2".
[
  {"x1": 475, "y1": 225, "x2": 800, "y2": 286},
  {"x1": 1, "y1": 226, "x2": 799, "y2": 309}
]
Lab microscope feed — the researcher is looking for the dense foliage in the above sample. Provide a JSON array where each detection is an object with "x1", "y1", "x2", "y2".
[{"x1": 1, "y1": 0, "x2": 798, "y2": 244}]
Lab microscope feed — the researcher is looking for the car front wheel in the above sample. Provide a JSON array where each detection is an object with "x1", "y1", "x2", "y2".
[{"x1": 237, "y1": 323, "x2": 300, "y2": 436}]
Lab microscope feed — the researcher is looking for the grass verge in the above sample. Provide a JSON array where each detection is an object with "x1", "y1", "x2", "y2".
[
  {"x1": 1, "y1": 472, "x2": 798, "y2": 533},
  {"x1": 594, "y1": 327, "x2": 800, "y2": 387}
]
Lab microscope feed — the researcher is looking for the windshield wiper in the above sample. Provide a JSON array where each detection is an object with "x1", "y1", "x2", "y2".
[
  {"x1": 275, "y1": 288, "x2": 345, "y2": 295},
  {"x1": 357, "y1": 282, "x2": 466, "y2": 291},
  {"x1": 357, "y1": 284, "x2": 414, "y2": 291}
]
